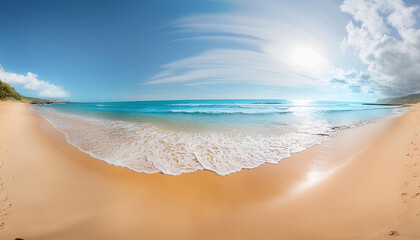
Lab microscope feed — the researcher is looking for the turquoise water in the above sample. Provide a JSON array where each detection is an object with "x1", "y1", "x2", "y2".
[{"x1": 32, "y1": 100, "x2": 404, "y2": 175}]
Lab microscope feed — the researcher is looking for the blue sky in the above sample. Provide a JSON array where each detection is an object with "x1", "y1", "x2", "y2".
[{"x1": 0, "y1": 0, "x2": 419, "y2": 102}]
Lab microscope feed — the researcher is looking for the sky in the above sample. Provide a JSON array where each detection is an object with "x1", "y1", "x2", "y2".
[{"x1": 0, "y1": 0, "x2": 419, "y2": 102}]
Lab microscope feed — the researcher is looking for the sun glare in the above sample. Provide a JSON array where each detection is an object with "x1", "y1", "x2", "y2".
[{"x1": 290, "y1": 45, "x2": 327, "y2": 71}]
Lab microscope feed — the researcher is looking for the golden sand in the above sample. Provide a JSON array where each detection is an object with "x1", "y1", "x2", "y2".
[{"x1": 0, "y1": 102, "x2": 419, "y2": 239}]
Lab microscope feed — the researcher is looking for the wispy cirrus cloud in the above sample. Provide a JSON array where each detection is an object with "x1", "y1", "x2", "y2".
[
  {"x1": 148, "y1": 48, "x2": 329, "y2": 87},
  {"x1": 0, "y1": 65, "x2": 69, "y2": 98},
  {"x1": 147, "y1": 0, "x2": 338, "y2": 88}
]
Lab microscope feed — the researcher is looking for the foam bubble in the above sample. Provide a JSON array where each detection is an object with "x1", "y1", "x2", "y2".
[{"x1": 31, "y1": 106, "x2": 403, "y2": 176}]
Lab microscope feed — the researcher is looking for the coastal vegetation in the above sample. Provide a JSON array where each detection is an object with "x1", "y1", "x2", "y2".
[
  {"x1": 0, "y1": 79, "x2": 23, "y2": 101},
  {"x1": 0, "y1": 79, "x2": 61, "y2": 103}
]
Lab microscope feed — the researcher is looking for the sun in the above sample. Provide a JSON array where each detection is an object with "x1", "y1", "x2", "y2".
[{"x1": 289, "y1": 45, "x2": 327, "y2": 72}]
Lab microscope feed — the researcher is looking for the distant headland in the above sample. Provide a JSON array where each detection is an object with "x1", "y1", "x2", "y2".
[
  {"x1": 0, "y1": 80, "x2": 62, "y2": 104},
  {"x1": 377, "y1": 93, "x2": 420, "y2": 105}
]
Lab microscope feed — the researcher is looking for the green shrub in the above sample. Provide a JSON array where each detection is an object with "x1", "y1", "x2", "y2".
[{"x1": 0, "y1": 80, "x2": 23, "y2": 101}]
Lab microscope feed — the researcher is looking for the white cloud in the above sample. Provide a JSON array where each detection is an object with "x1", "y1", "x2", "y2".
[
  {"x1": 0, "y1": 65, "x2": 69, "y2": 98},
  {"x1": 147, "y1": 0, "x2": 339, "y2": 88},
  {"x1": 329, "y1": 68, "x2": 375, "y2": 94},
  {"x1": 149, "y1": 0, "x2": 419, "y2": 98},
  {"x1": 341, "y1": 0, "x2": 420, "y2": 96},
  {"x1": 148, "y1": 48, "x2": 331, "y2": 87}
]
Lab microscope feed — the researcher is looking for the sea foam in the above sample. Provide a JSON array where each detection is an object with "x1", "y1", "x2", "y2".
[
  {"x1": 32, "y1": 107, "x2": 340, "y2": 175},
  {"x1": 31, "y1": 101, "x2": 404, "y2": 176}
]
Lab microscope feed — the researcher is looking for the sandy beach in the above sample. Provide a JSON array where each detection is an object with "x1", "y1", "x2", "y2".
[{"x1": 0, "y1": 101, "x2": 419, "y2": 240}]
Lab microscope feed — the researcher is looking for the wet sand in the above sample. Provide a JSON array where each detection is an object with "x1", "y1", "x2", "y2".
[{"x1": 0, "y1": 102, "x2": 419, "y2": 239}]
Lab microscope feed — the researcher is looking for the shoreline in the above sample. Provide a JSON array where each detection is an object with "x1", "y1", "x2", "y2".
[
  {"x1": 0, "y1": 102, "x2": 419, "y2": 239},
  {"x1": 30, "y1": 102, "x2": 404, "y2": 176},
  {"x1": 37, "y1": 109, "x2": 401, "y2": 177}
]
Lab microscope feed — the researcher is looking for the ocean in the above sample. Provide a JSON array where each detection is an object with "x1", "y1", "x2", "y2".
[{"x1": 32, "y1": 100, "x2": 404, "y2": 175}]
